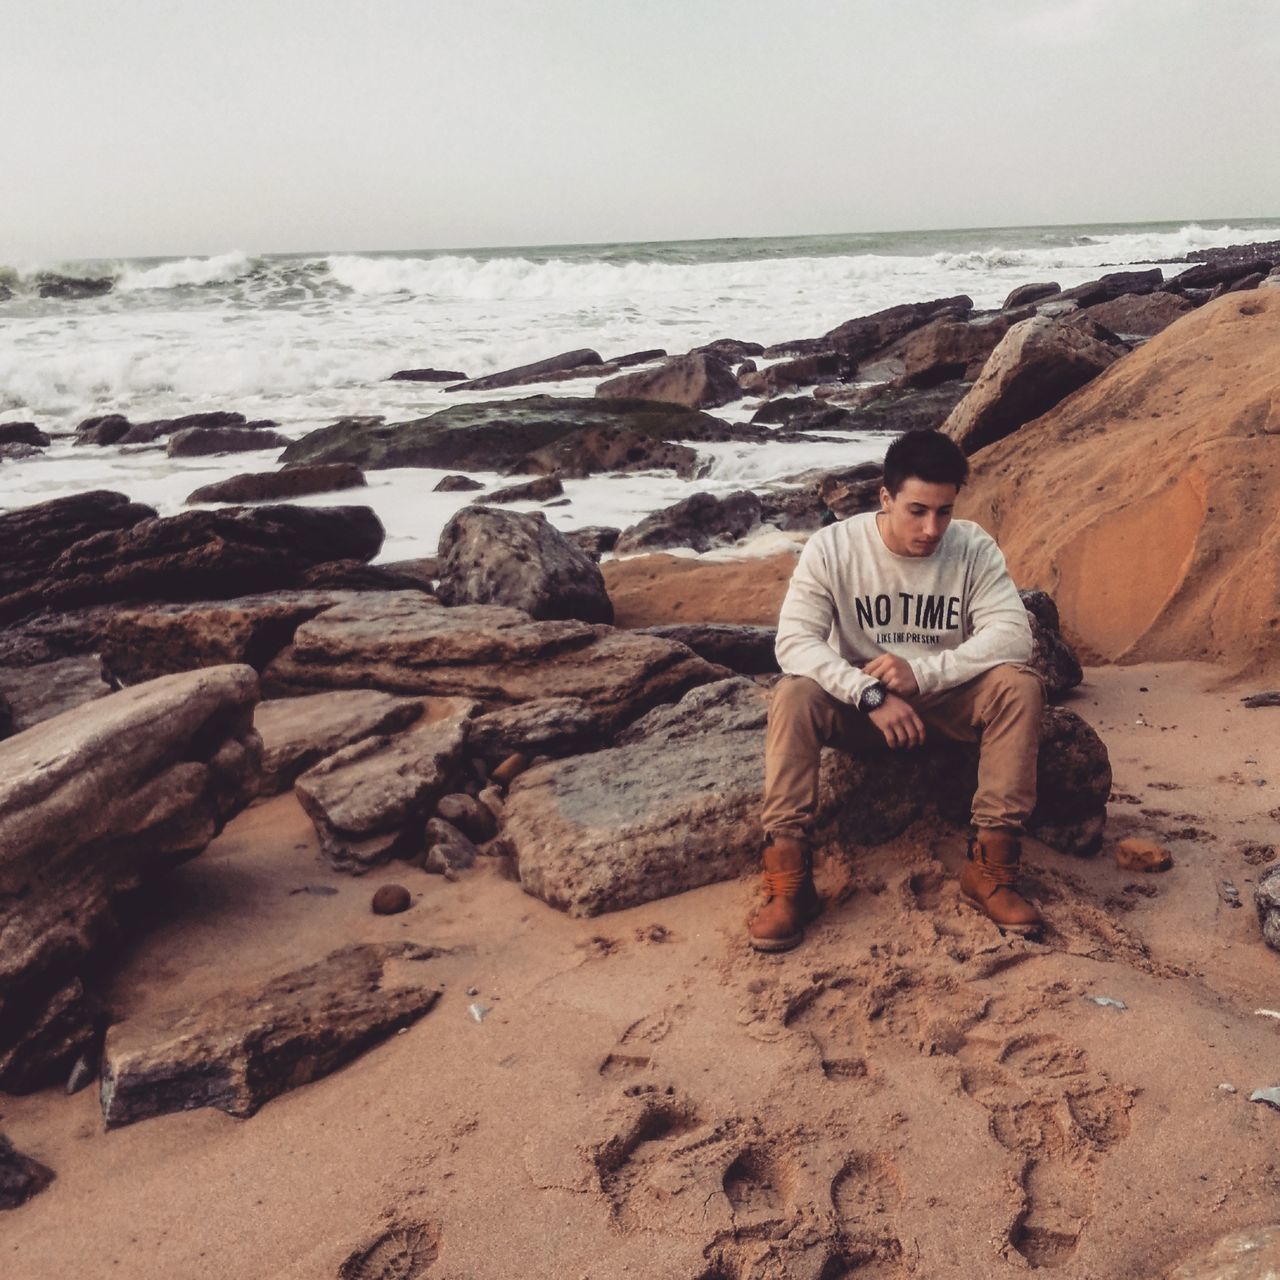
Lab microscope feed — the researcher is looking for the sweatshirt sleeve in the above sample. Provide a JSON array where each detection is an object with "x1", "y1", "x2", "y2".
[
  {"x1": 906, "y1": 534, "x2": 1033, "y2": 696},
  {"x1": 775, "y1": 536, "x2": 878, "y2": 706}
]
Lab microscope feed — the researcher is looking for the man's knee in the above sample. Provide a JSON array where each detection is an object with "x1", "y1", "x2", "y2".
[
  {"x1": 770, "y1": 675, "x2": 830, "y2": 719},
  {"x1": 983, "y1": 663, "x2": 1045, "y2": 715}
]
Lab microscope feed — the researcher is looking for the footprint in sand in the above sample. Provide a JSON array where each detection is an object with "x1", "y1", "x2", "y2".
[
  {"x1": 721, "y1": 1142, "x2": 799, "y2": 1233},
  {"x1": 783, "y1": 972, "x2": 873, "y2": 1082},
  {"x1": 828, "y1": 1151, "x2": 907, "y2": 1278},
  {"x1": 338, "y1": 1221, "x2": 441, "y2": 1280},
  {"x1": 956, "y1": 1032, "x2": 1132, "y2": 1270}
]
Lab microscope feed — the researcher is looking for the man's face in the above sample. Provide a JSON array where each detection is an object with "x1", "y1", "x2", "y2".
[{"x1": 878, "y1": 478, "x2": 958, "y2": 557}]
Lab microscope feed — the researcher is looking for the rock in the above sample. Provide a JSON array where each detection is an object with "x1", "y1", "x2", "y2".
[
  {"x1": 567, "y1": 526, "x2": 620, "y2": 558},
  {"x1": 756, "y1": 462, "x2": 883, "y2": 532},
  {"x1": 0, "y1": 1133, "x2": 54, "y2": 1209},
  {"x1": 816, "y1": 383, "x2": 970, "y2": 435},
  {"x1": 0, "y1": 693, "x2": 11, "y2": 740},
  {"x1": 750, "y1": 396, "x2": 854, "y2": 431},
  {"x1": 739, "y1": 352, "x2": 856, "y2": 396},
  {"x1": 294, "y1": 700, "x2": 475, "y2": 872},
  {"x1": 1115, "y1": 838, "x2": 1173, "y2": 872},
  {"x1": 1019, "y1": 588, "x2": 1061, "y2": 634},
  {"x1": 255, "y1": 690, "x2": 426, "y2": 794},
  {"x1": 895, "y1": 316, "x2": 1012, "y2": 387},
  {"x1": 1028, "y1": 615, "x2": 1084, "y2": 700},
  {"x1": 517, "y1": 424, "x2": 699, "y2": 479},
  {"x1": 1223, "y1": 272, "x2": 1266, "y2": 295},
  {"x1": 466, "y1": 697, "x2": 605, "y2": 762},
  {"x1": 0, "y1": 655, "x2": 113, "y2": 733},
  {"x1": 279, "y1": 396, "x2": 746, "y2": 474},
  {"x1": 0, "y1": 666, "x2": 262, "y2": 1090},
  {"x1": 0, "y1": 443, "x2": 42, "y2": 461},
  {"x1": 478, "y1": 475, "x2": 565, "y2": 504},
  {"x1": 1256, "y1": 866, "x2": 1280, "y2": 951},
  {"x1": 99, "y1": 942, "x2": 439, "y2": 1127},
  {"x1": 478, "y1": 786, "x2": 504, "y2": 823},
  {"x1": 423, "y1": 818, "x2": 479, "y2": 875},
  {"x1": 822, "y1": 296, "x2": 974, "y2": 360},
  {"x1": 1003, "y1": 282, "x2": 1060, "y2": 309},
  {"x1": 388, "y1": 368, "x2": 468, "y2": 382},
  {"x1": 434, "y1": 474, "x2": 484, "y2": 492},
  {"x1": 187, "y1": 463, "x2": 367, "y2": 505},
  {"x1": 1167, "y1": 1222, "x2": 1280, "y2": 1279},
  {"x1": 167, "y1": 426, "x2": 291, "y2": 457},
  {"x1": 262, "y1": 592, "x2": 728, "y2": 732},
  {"x1": 505, "y1": 681, "x2": 1109, "y2": 916},
  {"x1": 36, "y1": 272, "x2": 112, "y2": 299},
  {"x1": 1171, "y1": 258, "x2": 1275, "y2": 291},
  {"x1": 1056, "y1": 268, "x2": 1165, "y2": 307},
  {"x1": 597, "y1": 353, "x2": 743, "y2": 410},
  {"x1": 942, "y1": 316, "x2": 1124, "y2": 455},
  {"x1": 614, "y1": 491, "x2": 762, "y2": 555},
  {"x1": 1081, "y1": 291, "x2": 1194, "y2": 339},
  {"x1": 0, "y1": 491, "x2": 156, "y2": 599},
  {"x1": 370, "y1": 557, "x2": 439, "y2": 591},
  {"x1": 636, "y1": 624, "x2": 779, "y2": 675},
  {"x1": 371, "y1": 884, "x2": 412, "y2": 914},
  {"x1": 0, "y1": 505, "x2": 384, "y2": 623},
  {"x1": 436, "y1": 507, "x2": 613, "y2": 624},
  {"x1": 116, "y1": 411, "x2": 254, "y2": 447},
  {"x1": 0, "y1": 422, "x2": 50, "y2": 447},
  {"x1": 608, "y1": 348, "x2": 667, "y2": 367},
  {"x1": 295, "y1": 560, "x2": 436, "y2": 593},
  {"x1": 445, "y1": 349, "x2": 603, "y2": 393},
  {"x1": 436, "y1": 793, "x2": 497, "y2": 843},
  {"x1": 74, "y1": 414, "x2": 133, "y2": 446},
  {"x1": 691, "y1": 339, "x2": 764, "y2": 362},
  {"x1": 490, "y1": 753, "x2": 528, "y2": 787}
]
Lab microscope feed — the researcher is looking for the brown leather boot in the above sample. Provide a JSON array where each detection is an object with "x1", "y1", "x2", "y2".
[
  {"x1": 748, "y1": 836, "x2": 823, "y2": 952},
  {"x1": 959, "y1": 829, "x2": 1043, "y2": 936}
]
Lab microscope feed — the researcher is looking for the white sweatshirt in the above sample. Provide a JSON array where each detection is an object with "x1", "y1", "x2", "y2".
[{"x1": 775, "y1": 512, "x2": 1032, "y2": 704}]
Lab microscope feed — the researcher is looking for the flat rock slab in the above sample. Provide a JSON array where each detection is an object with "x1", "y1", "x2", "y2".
[
  {"x1": 100, "y1": 942, "x2": 440, "y2": 1128},
  {"x1": 0, "y1": 654, "x2": 113, "y2": 733},
  {"x1": 256, "y1": 689, "x2": 427, "y2": 795},
  {"x1": 504, "y1": 680, "x2": 1110, "y2": 917},
  {"x1": 0, "y1": 1133, "x2": 55, "y2": 1209},
  {"x1": 0, "y1": 665, "x2": 262, "y2": 1090},
  {"x1": 262, "y1": 592, "x2": 727, "y2": 732},
  {"x1": 1168, "y1": 1223, "x2": 1280, "y2": 1279},
  {"x1": 295, "y1": 700, "x2": 475, "y2": 872}
]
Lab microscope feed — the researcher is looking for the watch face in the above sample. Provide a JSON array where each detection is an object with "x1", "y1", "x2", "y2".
[{"x1": 862, "y1": 684, "x2": 886, "y2": 712}]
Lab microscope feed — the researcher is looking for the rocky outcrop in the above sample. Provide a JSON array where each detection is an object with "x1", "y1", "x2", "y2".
[
  {"x1": 75, "y1": 411, "x2": 254, "y2": 448},
  {"x1": 1004, "y1": 283, "x2": 1060, "y2": 309},
  {"x1": 942, "y1": 316, "x2": 1125, "y2": 455},
  {"x1": 614, "y1": 491, "x2": 762, "y2": 555},
  {"x1": 0, "y1": 655, "x2": 113, "y2": 733},
  {"x1": 167, "y1": 425, "x2": 291, "y2": 457},
  {"x1": 388, "y1": 367, "x2": 468, "y2": 382},
  {"x1": 814, "y1": 383, "x2": 970, "y2": 436},
  {"x1": 1055, "y1": 268, "x2": 1164, "y2": 307},
  {"x1": 504, "y1": 679, "x2": 1110, "y2": 916},
  {"x1": 895, "y1": 316, "x2": 1012, "y2": 387},
  {"x1": 0, "y1": 423, "x2": 50, "y2": 447},
  {"x1": 0, "y1": 666, "x2": 262, "y2": 1091},
  {"x1": 187, "y1": 463, "x2": 367, "y2": 505},
  {"x1": 0, "y1": 491, "x2": 157, "y2": 599},
  {"x1": 756, "y1": 462, "x2": 883, "y2": 531},
  {"x1": 99, "y1": 943, "x2": 440, "y2": 1128},
  {"x1": 1081, "y1": 291, "x2": 1194, "y2": 339},
  {"x1": 436, "y1": 507, "x2": 613, "y2": 625},
  {"x1": 0, "y1": 1134, "x2": 54, "y2": 1208},
  {"x1": 296, "y1": 560, "x2": 435, "y2": 593},
  {"x1": 478, "y1": 475, "x2": 564, "y2": 504},
  {"x1": 1170, "y1": 258, "x2": 1275, "y2": 291},
  {"x1": 1256, "y1": 865, "x2": 1280, "y2": 951},
  {"x1": 568, "y1": 526, "x2": 621, "y2": 557},
  {"x1": 517, "y1": 425, "x2": 699, "y2": 479},
  {"x1": 36, "y1": 273, "x2": 112, "y2": 299},
  {"x1": 465, "y1": 697, "x2": 605, "y2": 762},
  {"x1": 0, "y1": 505, "x2": 384, "y2": 623},
  {"x1": 822, "y1": 296, "x2": 974, "y2": 359},
  {"x1": 636, "y1": 623, "x2": 779, "y2": 675},
  {"x1": 255, "y1": 690, "x2": 427, "y2": 794},
  {"x1": 279, "y1": 396, "x2": 747, "y2": 474},
  {"x1": 739, "y1": 351, "x2": 856, "y2": 396},
  {"x1": 294, "y1": 701, "x2": 475, "y2": 871},
  {"x1": 596, "y1": 353, "x2": 743, "y2": 410},
  {"x1": 445, "y1": 349, "x2": 603, "y2": 393},
  {"x1": 262, "y1": 593, "x2": 727, "y2": 732}
]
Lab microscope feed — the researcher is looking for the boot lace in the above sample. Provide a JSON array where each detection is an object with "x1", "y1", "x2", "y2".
[{"x1": 762, "y1": 868, "x2": 806, "y2": 899}]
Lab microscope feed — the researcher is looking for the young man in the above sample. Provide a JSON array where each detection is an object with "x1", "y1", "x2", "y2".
[{"x1": 751, "y1": 429, "x2": 1044, "y2": 951}]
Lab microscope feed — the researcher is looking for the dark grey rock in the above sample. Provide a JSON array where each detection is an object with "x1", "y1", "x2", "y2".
[
  {"x1": 614, "y1": 491, "x2": 762, "y2": 555},
  {"x1": 0, "y1": 1133, "x2": 54, "y2": 1209},
  {"x1": 0, "y1": 423, "x2": 50, "y2": 447},
  {"x1": 445, "y1": 349, "x2": 602, "y2": 393},
  {"x1": 637, "y1": 624, "x2": 779, "y2": 675},
  {"x1": 167, "y1": 426, "x2": 291, "y2": 457},
  {"x1": 187, "y1": 463, "x2": 366, "y2": 505},
  {"x1": 479, "y1": 475, "x2": 564, "y2": 504},
  {"x1": 434, "y1": 474, "x2": 484, "y2": 492},
  {"x1": 466, "y1": 696, "x2": 605, "y2": 762},
  {"x1": 0, "y1": 655, "x2": 113, "y2": 733}
]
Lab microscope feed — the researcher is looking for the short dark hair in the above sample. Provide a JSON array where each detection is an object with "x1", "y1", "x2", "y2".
[{"x1": 882, "y1": 430, "x2": 969, "y2": 496}]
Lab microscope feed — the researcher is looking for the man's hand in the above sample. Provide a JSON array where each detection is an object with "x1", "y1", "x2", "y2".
[
  {"x1": 868, "y1": 693, "x2": 926, "y2": 750},
  {"x1": 863, "y1": 654, "x2": 920, "y2": 697}
]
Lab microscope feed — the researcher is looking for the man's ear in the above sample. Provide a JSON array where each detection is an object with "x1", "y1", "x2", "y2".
[{"x1": 879, "y1": 485, "x2": 892, "y2": 510}]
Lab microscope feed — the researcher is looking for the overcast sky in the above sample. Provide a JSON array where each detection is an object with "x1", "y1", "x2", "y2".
[{"x1": 6, "y1": 0, "x2": 1280, "y2": 261}]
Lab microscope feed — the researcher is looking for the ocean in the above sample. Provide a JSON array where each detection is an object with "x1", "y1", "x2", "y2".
[{"x1": 3, "y1": 218, "x2": 1278, "y2": 562}]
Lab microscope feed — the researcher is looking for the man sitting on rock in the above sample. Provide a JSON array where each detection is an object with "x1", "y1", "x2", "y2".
[{"x1": 751, "y1": 429, "x2": 1044, "y2": 951}]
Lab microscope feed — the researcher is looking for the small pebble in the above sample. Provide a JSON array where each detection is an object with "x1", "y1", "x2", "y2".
[
  {"x1": 371, "y1": 884, "x2": 412, "y2": 915},
  {"x1": 1115, "y1": 838, "x2": 1173, "y2": 873},
  {"x1": 466, "y1": 986, "x2": 479, "y2": 997},
  {"x1": 468, "y1": 1002, "x2": 490, "y2": 1023},
  {"x1": 490, "y1": 752, "x2": 529, "y2": 787},
  {"x1": 1218, "y1": 1083, "x2": 1238, "y2": 1093}
]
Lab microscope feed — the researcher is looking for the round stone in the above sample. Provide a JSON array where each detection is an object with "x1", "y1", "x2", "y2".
[{"x1": 371, "y1": 884, "x2": 412, "y2": 915}]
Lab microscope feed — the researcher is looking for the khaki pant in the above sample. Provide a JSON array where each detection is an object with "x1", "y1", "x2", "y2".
[{"x1": 762, "y1": 665, "x2": 1044, "y2": 841}]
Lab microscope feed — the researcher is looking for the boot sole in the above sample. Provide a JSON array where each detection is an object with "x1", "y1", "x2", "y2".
[
  {"x1": 958, "y1": 890, "x2": 1043, "y2": 938},
  {"x1": 748, "y1": 930, "x2": 804, "y2": 953}
]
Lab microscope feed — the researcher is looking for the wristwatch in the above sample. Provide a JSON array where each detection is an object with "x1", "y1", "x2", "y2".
[{"x1": 858, "y1": 681, "x2": 887, "y2": 714}]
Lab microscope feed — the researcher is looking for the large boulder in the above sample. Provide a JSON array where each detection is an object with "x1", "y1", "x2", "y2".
[
  {"x1": 614, "y1": 491, "x2": 762, "y2": 555},
  {"x1": 503, "y1": 679, "x2": 1110, "y2": 915},
  {"x1": 1170, "y1": 258, "x2": 1275, "y2": 291},
  {"x1": 436, "y1": 507, "x2": 613, "y2": 625},
  {"x1": 820, "y1": 296, "x2": 974, "y2": 360},
  {"x1": 278, "y1": 396, "x2": 752, "y2": 474},
  {"x1": 957, "y1": 291, "x2": 1280, "y2": 672},
  {"x1": 0, "y1": 505, "x2": 384, "y2": 623},
  {"x1": 738, "y1": 351, "x2": 856, "y2": 396},
  {"x1": 261, "y1": 592, "x2": 727, "y2": 733},
  {"x1": 1004, "y1": 283, "x2": 1060, "y2": 309},
  {"x1": 115, "y1": 411, "x2": 258, "y2": 447},
  {"x1": 0, "y1": 655, "x2": 113, "y2": 733},
  {"x1": 444, "y1": 348, "x2": 603, "y2": 393},
  {"x1": 167, "y1": 426, "x2": 291, "y2": 457},
  {"x1": 1055, "y1": 268, "x2": 1165, "y2": 307},
  {"x1": 0, "y1": 423, "x2": 50, "y2": 447},
  {"x1": 186, "y1": 462, "x2": 367, "y2": 505},
  {"x1": 517, "y1": 424, "x2": 698, "y2": 479},
  {"x1": 1081, "y1": 291, "x2": 1194, "y2": 339},
  {"x1": 942, "y1": 315, "x2": 1124, "y2": 455},
  {"x1": 465, "y1": 696, "x2": 605, "y2": 763},
  {"x1": 0, "y1": 666, "x2": 262, "y2": 1091},
  {"x1": 815, "y1": 383, "x2": 970, "y2": 435},
  {"x1": 596, "y1": 353, "x2": 742, "y2": 409},
  {"x1": 294, "y1": 700, "x2": 475, "y2": 871},
  {"x1": 99, "y1": 943, "x2": 440, "y2": 1128},
  {"x1": 895, "y1": 315, "x2": 1012, "y2": 387},
  {"x1": 254, "y1": 690, "x2": 427, "y2": 794},
  {"x1": 0, "y1": 491, "x2": 157, "y2": 598}
]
